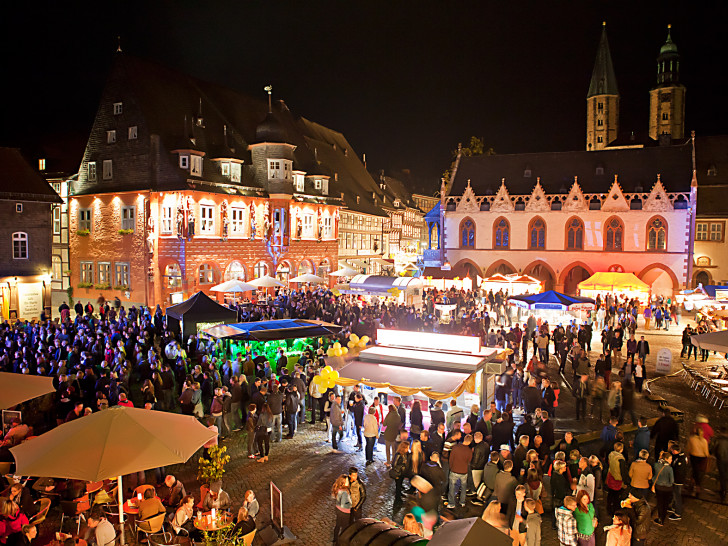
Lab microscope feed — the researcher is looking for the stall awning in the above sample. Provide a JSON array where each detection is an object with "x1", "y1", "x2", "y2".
[
  {"x1": 348, "y1": 275, "x2": 423, "y2": 296},
  {"x1": 578, "y1": 272, "x2": 649, "y2": 293},
  {"x1": 202, "y1": 319, "x2": 342, "y2": 341},
  {"x1": 508, "y1": 290, "x2": 595, "y2": 310},
  {"x1": 166, "y1": 291, "x2": 237, "y2": 322}
]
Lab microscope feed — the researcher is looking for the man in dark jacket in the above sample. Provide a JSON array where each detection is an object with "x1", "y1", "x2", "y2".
[
  {"x1": 420, "y1": 452, "x2": 446, "y2": 500},
  {"x1": 427, "y1": 422, "x2": 446, "y2": 457},
  {"x1": 550, "y1": 460, "x2": 570, "y2": 529},
  {"x1": 668, "y1": 440, "x2": 688, "y2": 519},
  {"x1": 522, "y1": 379, "x2": 542, "y2": 415},
  {"x1": 538, "y1": 412, "x2": 555, "y2": 450},
  {"x1": 284, "y1": 385, "x2": 300, "y2": 439},
  {"x1": 491, "y1": 412, "x2": 514, "y2": 451},
  {"x1": 651, "y1": 407, "x2": 679, "y2": 460},
  {"x1": 710, "y1": 428, "x2": 728, "y2": 504},
  {"x1": 351, "y1": 394, "x2": 366, "y2": 450},
  {"x1": 348, "y1": 467, "x2": 366, "y2": 523},
  {"x1": 468, "y1": 431, "x2": 488, "y2": 502},
  {"x1": 573, "y1": 374, "x2": 589, "y2": 421},
  {"x1": 494, "y1": 460, "x2": 518, "y2": 515},
  {"x1": 623, "y1": 490, "x2": 651, "y2": 545}
]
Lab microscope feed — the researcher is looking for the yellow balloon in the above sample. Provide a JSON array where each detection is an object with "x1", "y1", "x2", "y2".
[
  {"x1": 334, "y1": 348, "x2": 343, "y2": 357},
  {"x1": 330, "y1": 369, "x2": 340, "y2": 380},
  {"x1": 341, "y1": 347, "x2": 348, "y2": 355},
  {"x1": 320, "y1": 368, "x2": 331, "y2": 381},
  {"x1": 326, "y1": 379, "x2": 336, "y2": 389},
  {"x1": 358, "y1": 340, "x2": 367, "y2": 348},
  {"x1": 360, "y1": 336, "x2": 370, "y2": 344},
  {"x1": 333, "y1": 342, "x2": 342, "y2": 350},
  {"x1": 324, "y1": 365, "x2": 333, "y2": 373},
  {"x1": 349, "y1": 333, "x2": 359, "y2": 342},
  {"x1": 347, "y1": 341, "x2": 355, "y2": 348},
  {"x1": 326, "y1": 348, "x2": 335, "y2": 357},
  {"x1": 312, "y1": 375, "x2": 323, "y2": 387}
]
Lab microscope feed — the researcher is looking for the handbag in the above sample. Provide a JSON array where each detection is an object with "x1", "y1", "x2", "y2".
[{"x1": 651, "y1": 463, "x2": 666, "y2": 494}]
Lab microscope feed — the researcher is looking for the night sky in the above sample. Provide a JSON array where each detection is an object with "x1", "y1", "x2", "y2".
[{"x1": 2, "y1": 1, "x2": 725, "y2": 190}]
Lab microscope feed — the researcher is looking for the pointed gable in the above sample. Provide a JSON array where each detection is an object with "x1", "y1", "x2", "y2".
[
  {"x1": 601, "y1": 175, "x2": 629, "y2": 211},
  {"x1": 525, "y1": 177, "x2": 549, "y2": 212},
  {"x1": 643, "y1": 175, "x2": 674, "y2": 212},
  {"x1": 562, "y1": 177, "x2": 587, "y2": 212},
  {"x1": 490, "y1": 179, "x2": 515, "y2": 212},
  {"x1": 456, "y1": 179, "x2": 480, "y2": 213}
]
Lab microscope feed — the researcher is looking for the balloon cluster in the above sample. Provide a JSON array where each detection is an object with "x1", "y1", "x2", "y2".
[
  {"x1": 346, "y1": 333, "x2": 370, "y2": 350},
  {"x1": 326, "y1": 341, "x2": 347, "y2": 357},
  {"x1": 312, "y1": 365, "x2": 339, "y2": 389}
]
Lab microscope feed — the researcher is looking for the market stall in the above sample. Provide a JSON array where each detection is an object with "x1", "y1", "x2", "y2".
[
  {"x1": 577, "y1": 272, "x2": 650, "y2": 302},
  {"x1": 508, "y1": 289, "x2": 595, "y2": 325},
  {"x1": 165, "y1": 291, "x2": 238, "y2": 339},
  {"x1": 480, "y1": 273, "x2": 542, "y2": 296},
  {"x1": 420, "y1": 267, "x2": 474, "y2": 291},
  {"x1": 340, "y1": 275, "x2": 424, "y2": 308}
]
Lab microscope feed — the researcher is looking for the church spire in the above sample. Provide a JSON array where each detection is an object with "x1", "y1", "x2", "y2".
[
  {"x1": 587, "y1": 22, "x2": 619, "y2": 98},
  {"x1": 649, "y1": 24, "x2": 686, "y2": 141}
]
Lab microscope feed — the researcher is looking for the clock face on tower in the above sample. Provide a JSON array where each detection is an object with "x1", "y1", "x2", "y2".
[{"x1": 660, "y1": 92, "x2": 671, "y2": 102}]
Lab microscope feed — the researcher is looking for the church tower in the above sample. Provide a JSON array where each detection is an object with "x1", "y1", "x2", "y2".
[
  {"x1": 649, "y1": 25, "x2": 686, "y2": 141},
  {"x1": 586, "y1": 23, "x2": 619, "y2": 151}
]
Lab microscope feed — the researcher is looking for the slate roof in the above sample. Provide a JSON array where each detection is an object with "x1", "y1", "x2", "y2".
[
  {"x1": 695, "y1": 135, "x2": 728, "y2": 218},
  {"x1": 449, "y1": 141, "x2": 694, "y2": 196},
  {"x1": 0, "y1": 148, "x2": 62, "y2": 203},
  {"x1": 587, "y1": 25, "x2": 619, "y2": 98}
]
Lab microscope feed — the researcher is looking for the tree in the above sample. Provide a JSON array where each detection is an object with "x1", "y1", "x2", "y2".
[{"x1": 442, "y1": 136, "x2": 495, "y2": 187}]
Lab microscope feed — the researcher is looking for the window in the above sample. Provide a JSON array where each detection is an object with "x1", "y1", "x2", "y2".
[
  {"x1": 254, "y1": 261, "x2": 268, "y2": 278},
  {"x1": 597, "y1": 119, "x2": 603, "y2": 127},
  {"x1": 200, "y1": 205, "x2": 214, "y2": 233},
  {"x1": 696, "y1": 222, "x2": 708, "y2": 241},
  {"x1": 53, "y1": 206, "x2": 61, "y2": 234},
  {"x1": 710, "y1": 222, "x2": 724, "y2": 242},
  {"x1": 295, "y1": 175, "x2": 304, "y2": 192},
  {"x1": 225, "y1": 261, "x2": 246, "y2": 281},
  {"x1": 268, "y1": 160, "x2": 281, "y2": 179},
  {"x1": 493, "y1": 218, "x2": 509, "y2": 249},
  {"x1": 128, "y1": 126, "x2": 138, "y2": 140},
  {"x1": 12, "y1": 232, "x2": 28, "y2": 259},
  {"x1": 322, "y1": 215, "x2": 333, "y2": 239},
  {"x1": 78, "y1": 209, "x2": 92, "y2": 231},
  {"x1": 179, "y1": 155, "x2": 189, "y2": 169},
  {"x1": 595, "y1": 166, "x2": 604, "y2": 175},
  {"x1": 80, "y1": 261, "x2": 94, "y2": 284},
  {"x1": 98, "y1": 262, "x2": 111, "y2": 285},
  {"x1": 231, "y1": 207, "x2": 246, "y2": 236},
  {"x1": 597, "y1": 102, "x2": 604, "y2": 111},
  {"x1": 529, "y1": 217, "x2": 545, "y2": 249},
  {"x1": 321, "y1": 179, "x2": 329, "y2": 195},
  {"x1": 597, "y1": 136, "x2": 603, "y2": 143},
  {"x1": 115, "y1": 262, "x2": 130, "y2": 287},
  {"x1": 460, "y1": 218, "x2": 475, "y2": 248},
  {"x1": 88, "y1": 162, "x2": 97, "y2": 181},
  {"x1": 566, "y1": 218, "x2": 584, "y2": 250},
  {"x1": 302, "y1": 213, "x2": 314, "y2": 237},
  {"x1": 120, "y1": 206, "x2": 135, "y2": 231},
  {"x1": 39, "y1": 158, "x2": 46, "y2": 171},
  {"x1": 107, "y1": 130, "x2": 116, "y2": 144},
  {"x1": 220, "y1": 162, "x2": 230, "y2": 177},
  {"x1": 662, "y1": 113, "x2": 669, "y2": 120},
  {"x1": 161, "y1": 205, "x2": 173, "y2": 234},
  {"x1": 113, "y1": 102, "x2": 123, "y2": 115},
  {"x1": 190, "y1": 155, "x2": 202, "y2": 176},
  {"x1": 15, "y1": 203, "x2": 22, "y2": 213},
  {"x1": 102, "y1": 160, "x2": 113, "y2": 180},
  {"x1": 165, "y1": 263, "x2": 181, "y2": 288},
  {"x1": 52, "y1": 255, "x2": 62, "y2": 281},
  {"x1": 231, "y1": 162, "x2": 242, "y2": 182},
  {"x1": 199, "y1": 263, "x2": 214, "y2": 284},
  {"x1": 605, "y1": 217, "x2": 623, "y2": 251},
  {"x1": 647, "y1": 217, "x2": 667, "y2": 250}
]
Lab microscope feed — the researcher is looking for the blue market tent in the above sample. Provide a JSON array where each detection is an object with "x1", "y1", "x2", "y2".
[
  {"x1": 201, "y1": 319, "x2": 342, "y2": 341},
  {"x1": 508, "y1": 290, "x2": 595, "y2": 310}
]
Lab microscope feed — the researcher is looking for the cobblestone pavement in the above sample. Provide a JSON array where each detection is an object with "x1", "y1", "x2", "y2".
[{"x1": 33, "y1": 317, "x2": 728, "y2": 545}]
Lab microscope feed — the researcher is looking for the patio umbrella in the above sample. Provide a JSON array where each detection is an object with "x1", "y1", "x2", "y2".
[
  {"x1": 210, "y1": 279, "x2": 256, "y2": 293},
  {"x1": 0, "y1": 372, "x2": 55, "y2": 409},
  {"x1": 248, "y1": 274, "x2": 285, "y2": 288},
  {"x1": 288, "y1": 273, "x2": 325, "y2": 283},
  {"x1": 691, "y1": 330, "x2": 728, "y2": 352},
  {"x1": 11, "y1": 406, "x2": 216, "y2": 544},
  {"x1": 329, "y1": 266, "x2": 358, "y2": 276},
  {"x1": 428, "y1": 517, "x2": 512, "y2": 546},
  {"x1": 508, "y1": 290, "x2": 595, "y2": 311}
]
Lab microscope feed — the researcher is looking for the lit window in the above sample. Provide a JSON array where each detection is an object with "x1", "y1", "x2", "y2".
[
  {"x1": 107, "y1": 130, "x2": 116, "y2": 144},
  {"x1": 605, "y1": 217, "x2": 623, "y2": 251},
  {"x1": 53, "y1": 206, "x2": 61, "y2": 234},
  {"x1": 98, "y1": 262, "x2": 111, "y2": 285},
  {"x1": 113, "y1": 102, "x2": 123, "y2": 115},
  {"x1": 161, "y1": 206, "x2": 173, "y2": 234},
  {"x1": 115, "y1": 262, "x2": 130, "y2": 287},
  {"x1": 268, "y1": 160, "x2": 281, "y2": 179},
  {"x1": 494, "y1": 218, "x2": 509, "y2": 249},
  {"x1": 302, "y1": 213, "x2": 314, "y2": 237},
  {"x1": 566, "y1": 218, "x2": 584, "y2": 250},
  {"x1": 190, "y1": 155, "x2": 202, "y2": 176},
  {"x1": 231, "y1": 207, "x2": 246, "y2": 236},
  {"x1": 102, "y1": 160, "x2": 113, "y2": 180},
  {"x1": 322, "y1": 215, "x2": 333, "y2": 238},
  {"x1": 221, "y1": 162, "x2": 230, "y2": 177},
  {"x1": 15, "y1": 203, "x2": 22, "y2": 213},
  {"x1": 179, "y1": 155, "x2": 189, "y2": 169},
  {"x1": 295, "y1": 175, "x2": 304, "y2": 193},
  {"x1": 88, "y1": 162, "x2": 97, "y2": 181},
  {"x1": 52, "y1": 255, "x2": 62, "y2": 281},
  {"x1": 254, "y1": 261, "x2": 268, "y2": 278},
  {"x1": 461, "y1": 218, "x2": 475, "y2": 248},
  {"x1": 199, "y1": 264, "x2": 214, "y2": 284},
  {"x1": 647, "y1": 218, "x2": 667, "y2": 250},
  {"x1": 696, "y1": 222, "x2": 708, "y2": 241},
  {"x1": 314, "y1": 179, "x2": 322, "y2": 190},
  {"x1": 38, "y1": 158, "x2": 46, "y2": 171},
  {"x1": 165, "y1": 263, "x2": 181, "y2": 288},
  {"x1": 230, "y1": 163, "x2": 241, "y2": 182},
  {"x1": 128, "y1": 126, "x2": 138, "y2": 140},
  {"x1": 225, "y1": 261, "x2": 246, "y2": 281},
  {"x1": 12, "y1": 232, "x2": 28, "y2": 259},
  {"x1": 529, "y1": 218, "x2": 545, "y2": 249},
  {"x1": 80, "y1": 261, "x2": 94, "y2": 283},
  {"x1": 200, "y1": 205, "x2": 214, "y2": 233},
  {"x1": 710, "y1": 222, "x2": 724, "y2": 242},
  {"x1": 321, "y1": 179, "x2": 329, "y2": 195},
  {"x1": 121, "y1": 206, "x2": 135, "y2": 231},
  {"x1": 78, "y1": 209, "x2": 92, "y2": 231}
]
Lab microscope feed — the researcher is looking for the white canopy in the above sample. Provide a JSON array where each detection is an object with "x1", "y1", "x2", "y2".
[
  {"x1": 210, "y1": 279, "x2": 256, "y2": 293},
  {"x1": 288, "y1": 273, "x2": 325, "y2": 283},
  {"x1": 691, "y1": 330, "x2": 728, "y2": 353},
  {"x1": 330, "y1": 266, "x2": 358, "y2": 276},
  {"x1": 248, "y1": 274, "x2": 285, "y2": 288}
]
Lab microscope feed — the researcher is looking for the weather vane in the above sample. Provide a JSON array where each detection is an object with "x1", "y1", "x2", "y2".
[{"x1": 264, "y1": 85, "x2": 273, "y2": 112}]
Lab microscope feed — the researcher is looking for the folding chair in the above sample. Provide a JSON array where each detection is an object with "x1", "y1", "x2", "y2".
[
  {"x1": 60, "y1": 493, "x2": 91, "y2": 535},
  {"x1": 136, "y1": 512, "x2": 172, "y2": 544},
  {"x1": 29, "y1": 497, "x2": 52, "y2": 526}
]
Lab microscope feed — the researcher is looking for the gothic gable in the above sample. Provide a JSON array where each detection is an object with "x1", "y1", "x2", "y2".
[
  {"x1": 643, "y1": 176, "x2": 673, "y2": 212},
  {"x1": 490, "y1": 179, "x2": 515, "y2": 212},
  {"x1": 525, "y1": 178, "x2": 550, "y2": 212},
  {"x1": 456, "y1": 179, "x2": 480, "y2": 213},
  {"x1": 562, "y1": 177, "x2": 588, "y2": 212},
  {"x1": 601, "y1": 176, "x2": 630, "y2": 212}
]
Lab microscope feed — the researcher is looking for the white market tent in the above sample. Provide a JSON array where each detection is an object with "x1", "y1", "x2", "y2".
[
  {"x1": 481, "y1": 273, "x2": 542, "y2": 296},
  {"x1": 340, "y1": 275, "x2": 424, "y2": 307},
  {"x1": 578, "y1": 272, "x2": 650, "y2": 301}
]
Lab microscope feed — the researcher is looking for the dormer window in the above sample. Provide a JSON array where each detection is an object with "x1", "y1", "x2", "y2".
[
  {"x1": 294, "y1": 174, "x2": 304, "y2": 192},
  {"x1": 107, "y1": 130, "x2": 116, "y2": 144},
  {"x1": 221, "y1": 162, "x2": 230, "y2": 177},
  {"x1": 268, "y1": 159, "x2": 281, "y2": 179},
  {"x1": 524, "y1": 168, "x2": 532, "y2": 178},
  {"x1": 190, "y1": 155, "x2": 202, "y2": 176},
  {"x1": 113, "y1": 102, "x2": 123, "y2": 115},
  {"x1": 128, "y1": 126, "x2": 138, "y2": 140},
  {"x1": 314, "y1": 179, "x2": 322, "y2": 190},
  {"x1": 596, "y1": 165, "x2": 605, "y2": 175},
  {"x1": 179, "y1": 155, "x2": 189, "y2": 169},
  {"x1": 393, "y1": 199, "x2": 401, "y2": 207},
  {"x1": 321, "y1": 179, "x2": 329, "y2": 195},
  {"x1": 231, "y1": 162, "x2": 241, "y2": 182}
]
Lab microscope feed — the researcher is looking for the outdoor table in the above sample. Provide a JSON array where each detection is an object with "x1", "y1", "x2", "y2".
[
  {"x1": 194, "y1": 510, "x2": 233, "y2": 532},
  {"x1": 713, "y1": 379, "x2": 728, "y2": 385},
  {"x1": 708, "y1": 371, "x2": 721, "y2": 377}
]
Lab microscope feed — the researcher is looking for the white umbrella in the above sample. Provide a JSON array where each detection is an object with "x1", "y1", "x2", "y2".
[
  {"x1": 329, "y1": 266, "x2": 358, "y2": 276},
  {"x1": 11, "y1": 407, "x2": 216, "y2": 544},
  {"x1": 288, "y1": 273, "x2": 325, "y2": 284},
  {"x1": 691, "y1": 330, "x2": 728, "y2": 353},
  {"x1": 210, "y1": 279, "x2": 256, "y2": 293},
  {"x1": 248, "y1": 275, "x2": 285, "y2": 288},
  {"x1": 0, "y1": 372, "x2": 55, "y2": 409}
]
